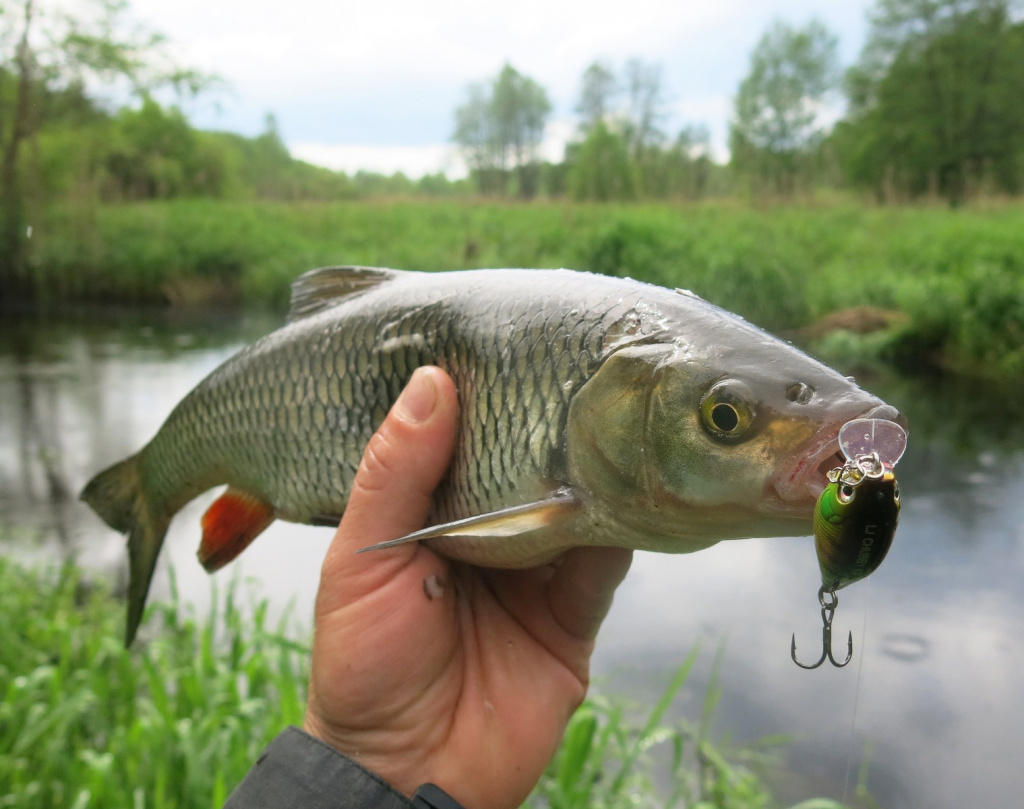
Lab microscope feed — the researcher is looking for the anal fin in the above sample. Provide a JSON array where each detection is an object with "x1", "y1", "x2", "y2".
[
  {"x1": 357, "y1": 488, "x2": 579, "y2": 554},
  {"x1": 199, "y1": 488, "x2": 276, "y2": 572}
]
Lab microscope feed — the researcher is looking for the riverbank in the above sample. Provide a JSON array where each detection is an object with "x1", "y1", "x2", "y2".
[
  {"x1": 14, "y1": 197, "x2": 1024, "y2": 379},
  {"x1": 0, "y1": 558, "x2": 856, "y2": 808}
]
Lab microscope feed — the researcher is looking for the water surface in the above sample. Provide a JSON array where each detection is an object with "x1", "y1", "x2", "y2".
[{"x1": 1, "y1": 308, "x2": 1021, "y2": 809}]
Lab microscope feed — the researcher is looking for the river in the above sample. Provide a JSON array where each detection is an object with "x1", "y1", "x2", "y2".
[{"x1": 1, "y1": 306, "x2": 1022, "y2": 808}]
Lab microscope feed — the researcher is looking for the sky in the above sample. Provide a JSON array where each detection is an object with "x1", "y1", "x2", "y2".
[{"x1": 125, "y1": 0, "x2": 878, "y2": 178}]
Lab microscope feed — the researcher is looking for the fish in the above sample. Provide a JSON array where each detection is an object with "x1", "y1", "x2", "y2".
[
  {"x1": 80, "y1": 266, "x2": 908, "y2": 645},
  {"x1": 812, "y1": 459, "x2": 901, "y2": 591}
]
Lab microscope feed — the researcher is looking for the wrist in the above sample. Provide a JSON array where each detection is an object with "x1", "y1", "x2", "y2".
[{"x1": 302, "y1": 709, "x2": 423, "y2": 798}]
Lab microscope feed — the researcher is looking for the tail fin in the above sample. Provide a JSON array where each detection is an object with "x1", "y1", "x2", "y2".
[{"x1": 81, "y1": 455, "x2": 170, "y2": 647}]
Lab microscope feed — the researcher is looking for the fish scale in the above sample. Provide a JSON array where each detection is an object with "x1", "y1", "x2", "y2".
[{"x1": 81, "y1": 266, "x2": 907, "y2": 645}]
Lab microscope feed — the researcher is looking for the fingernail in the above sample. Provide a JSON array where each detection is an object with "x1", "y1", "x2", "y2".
[{"x1": 396, "y1": 368, "x2": 438, "y2": 424}]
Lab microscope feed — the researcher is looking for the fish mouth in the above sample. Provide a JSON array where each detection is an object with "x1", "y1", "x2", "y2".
[{"x1": 765, "y1": 403, "x2": 908, "y2": 515}]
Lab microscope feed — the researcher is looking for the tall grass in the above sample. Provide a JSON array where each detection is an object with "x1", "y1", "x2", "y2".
[
  {"x1": 0, "y1": 558, "x2": 860, "y2": 808},
  {"x1": 0, "y1": 560, "x2": 307, "y2": 808},
  {"x1": 27, "y1": 197, "x2": 1024, "y2": 380},
  {"x1": 534, "y1": 644, "x2": 863, "y2": 809}
]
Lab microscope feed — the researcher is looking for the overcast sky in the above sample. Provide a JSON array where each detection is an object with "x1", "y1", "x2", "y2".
[{"x1": 127, "y1": 0, "x2": 877, "y2": 177}]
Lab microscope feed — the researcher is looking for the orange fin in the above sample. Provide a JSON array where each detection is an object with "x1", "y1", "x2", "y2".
[{"x1": 199, "y1": 488, "x2": 275, "y2": 572}]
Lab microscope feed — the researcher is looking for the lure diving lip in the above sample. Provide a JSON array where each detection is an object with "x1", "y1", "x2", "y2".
[{"x1": 838, "y1": 418, "x2": 908, "y2": 469}]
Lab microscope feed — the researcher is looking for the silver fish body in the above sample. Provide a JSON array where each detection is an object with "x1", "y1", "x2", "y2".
[{"x1": 82, "y1": 267, "x2": 907, "y2": 643}]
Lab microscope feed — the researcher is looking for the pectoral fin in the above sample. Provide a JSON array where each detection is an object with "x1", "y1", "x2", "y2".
[
  {"x1": 357, "y1": 488, "x2": 580, "y2": 554},
  {"x1": 199, "y1": 488, "x2": 276, "y2": 571}
]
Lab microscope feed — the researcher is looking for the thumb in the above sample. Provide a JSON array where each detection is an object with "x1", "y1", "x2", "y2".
[{"x1": 318, "y1": 366, "x2": 459, "y2": 608}]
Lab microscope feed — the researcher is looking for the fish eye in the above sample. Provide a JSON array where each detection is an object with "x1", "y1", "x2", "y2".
[
  {"x1": 711, "y1": 403, "x2": 739, "y2": 432},
  {"x1": 700, "y1": 381, "x2": 756, "y2": 441},
  {"x1": 838, "y1": 483, "x2": 856, "y2": 504},
  {"x1": 893, "y1": 481, "x2": 901, "y2": 503}
]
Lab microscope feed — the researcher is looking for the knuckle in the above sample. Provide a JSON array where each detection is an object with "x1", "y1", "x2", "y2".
[{"x1": 353, "y1": 425, "x2": 402, "y2": 495}]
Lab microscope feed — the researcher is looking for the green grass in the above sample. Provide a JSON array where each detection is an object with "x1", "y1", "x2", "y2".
[
  {"x1": 25, "y1": 196, "x2": 1024, "y2": 380},
  {"x1": 0, "y1": 558, "x2": 862, "y2": 808},
  {"x1": 0, "y1": 561, "x2": 307, "y2": 808}
]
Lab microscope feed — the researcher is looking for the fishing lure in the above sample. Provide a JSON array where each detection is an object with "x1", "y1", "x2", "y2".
[{"x1": 791, "y1": 418, "x2": 907, "y2": 670}]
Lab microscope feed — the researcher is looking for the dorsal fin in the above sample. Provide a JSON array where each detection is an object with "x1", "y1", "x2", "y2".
[{"x1": 287, "y1": 266, "x2": 405, "y2": 322}]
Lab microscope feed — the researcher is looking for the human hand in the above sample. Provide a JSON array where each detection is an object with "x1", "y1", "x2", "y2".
[{"x1": 303, "y1": 366, "x2": 633, "y2": 809}]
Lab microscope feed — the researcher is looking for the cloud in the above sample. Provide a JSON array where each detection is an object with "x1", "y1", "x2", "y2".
[
  {"x1": 292, "y1": 118, "x2": 577, "y2": 178},
  {"x1": 290, "y1": 142, "x2": 467, "y2": 178},
  {"x1": 128, "y1": 0, "x2": 874, "y2": 173}
]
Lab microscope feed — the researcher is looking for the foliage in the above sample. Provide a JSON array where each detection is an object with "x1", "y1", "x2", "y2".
[
  {"x1": 567, "y1": 123, "x2": 636, "y2": 202},
  {"x1": 0, "y1": 559, "x2": 308, "y2": 808},
  {"x1": 27, "y1": 94, "x2": 454, "y2": 206},
  {"x1": 19, "y1": 197, "x2": 1024, "y2": 383},
  {"x1": 730, "y1": 19, "x2": 840, "y2": 196},
  {"x1": 834, "y1": 0, "x2": 1024, "y2": 205},
  {"x1": 0, "y1": 558, "x2": 855, "y2": 809},
  {"x1": 532, "y1": 645, "x2": 856, "y2": 809},
  {"x1": 621, "y1": 58, "x2": 667, "y2": 161},
  {"x1": 2, "y1": 88, "x2": 470, "y2": 305},
  {"x1": 575, "y1": 61, "x2": 618, "y2": 132},
  {"x1": 566, "y1": 59, "x2": 716, "y2": 202},
  {"x1": 452, "y1": 63, "x2": 552, "y2": 198},
  {"x1": 0, "y1": 1, "x2": 471, "y2": 302},
  {"x1": 0, "y1": 0, "x2": 211, "y2": 295}
]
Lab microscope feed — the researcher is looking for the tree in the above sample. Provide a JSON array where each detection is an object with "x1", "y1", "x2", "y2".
[
  {"x1": 730, "y1": 19, "x2": 839, "y2": 195},
  {"x1": 623, "y1": 58, "x2": 666, "y2": 158},
  {"x1": 452, "y1": 63, "x2": 551, "y2": 198},
  {"x1": 576, "y1": 60, "x2": 618, "y2": 133},
  {"x1": 0, "y1": 0, "x2": 208, "y2": 298},
  {"x1": 664, "y1": 125, "x2": 714, "y2": 199},
  {"x1": 568, "y1": 58, "x2": 681, "y2": 201},
  {"x1": 852, "y1": 0, "x2": 1014, "y2": 86},
  {"x1": 567, "y1": 122, "x2": 634, "y2": 201},
  {"x1": 452, "y1": 84, "x2": 497, "y2": 192},
  {"x1": 836, "y1": 0, "x2": 1024, "y2": 204}
]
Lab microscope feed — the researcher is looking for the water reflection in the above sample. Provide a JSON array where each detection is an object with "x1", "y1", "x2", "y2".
[
  {"x1": 1, "y1": 308, "x2": 1022, "y2": 809},
  {"x1": 0, "y1": 307, "x2": 279, "y2": 579}
]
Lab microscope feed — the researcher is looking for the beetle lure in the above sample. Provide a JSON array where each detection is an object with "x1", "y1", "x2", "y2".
[{"x1": 791, "y1": 418, "x2": 908, "y2": 670}]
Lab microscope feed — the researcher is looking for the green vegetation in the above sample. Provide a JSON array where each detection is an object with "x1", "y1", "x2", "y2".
[
  {"x1": 836, "y1": 0, "x2": 1024, "y2": 205},
  {"x1": 454, "y1": 63, "x2": 552, "y2": 198},
  {"x1": 2, "y1": 0, "x2": 1022, "y2": 378},
  {"x1": 23, "y1": 197, "x2": 1024, "y2": 380},
  {"x1": 565, "y1": 59, "x2": 719, "y2": 203},
  {"x1": 0, "y1": 559, "x2": 307, "y2": 808},
  {"x1": 0, "y1": 558, "x2": 857, "y2": 808},
  {"x1": 730, "y1": 20, "x2": 840, "y2": 197},
  {"x1": 0, "y1": 0, "x2": 462, "y2": 298},
  {"x1": 536, "y1": 646, "x2": 860, "y2": 809}
]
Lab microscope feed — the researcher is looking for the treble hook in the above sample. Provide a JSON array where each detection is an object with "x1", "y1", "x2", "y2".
[{"x1": 791, "y1": 585, "x2": 853, "y2": 669}]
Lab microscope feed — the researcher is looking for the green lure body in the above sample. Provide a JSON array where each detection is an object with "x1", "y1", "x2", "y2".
[{"x1": 813, "y1": 469, "x2": 900, "y2": 591}]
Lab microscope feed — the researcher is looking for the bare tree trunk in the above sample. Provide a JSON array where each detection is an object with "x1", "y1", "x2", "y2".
[{"x1": 0, "y1": 0, "x2": 36, "y2": 301}]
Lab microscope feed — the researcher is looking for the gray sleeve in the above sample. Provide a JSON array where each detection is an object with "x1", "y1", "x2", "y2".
[{"x1": 224, "y1": 726, "x2": 414, "y2": 809}]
